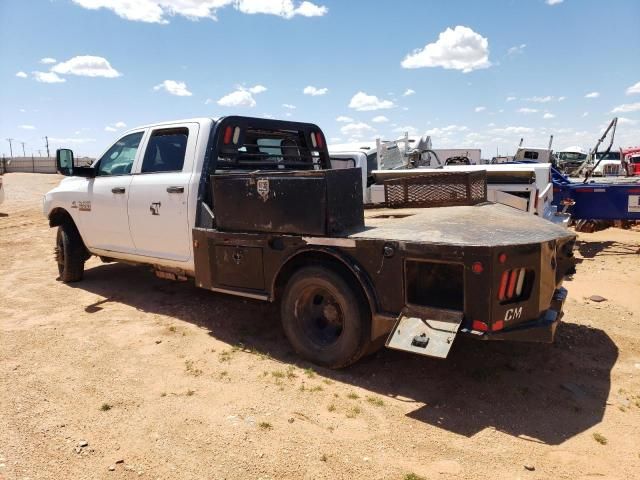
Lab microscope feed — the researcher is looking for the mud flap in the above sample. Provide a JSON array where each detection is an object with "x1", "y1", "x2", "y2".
[{"x1": 385, "y1": 311, "x2": 463, "y2": 358}]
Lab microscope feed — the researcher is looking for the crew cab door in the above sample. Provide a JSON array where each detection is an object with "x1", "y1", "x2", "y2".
[
  {"x1": 79, "y1": 131, "x2": 146, "y2": 252},
  {"x1": 127, "y1": 123, "x2": 199, "y2": 261}
]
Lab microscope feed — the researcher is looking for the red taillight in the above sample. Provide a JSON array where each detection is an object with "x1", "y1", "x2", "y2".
[
  {"x1": 492, "y1": 320, "x2": 504, "y2": 331},
  {"x1": 471, "y1": 262, "x2": 483, "y2": 274},
  {"x1": 498, "y1": 252, "x2": 507, "y2": 264},
  {"x1": 498, "y1": 268, "x2": 529, "y2": 302},
  {"x1": 506, "y1": 269, "x2": 519, "y2": 298},
  {"x1": 316, "y1": 131, "x2": 324, "y2": 149},
  {"x1": 472, "y1": 320, "x2": 489, "y2": 332},
  {"x1": 498, "y1": 271, "x2": 509, "y2": 301},
  {"x1": 223, "y1": 126, "x2": 233, "y2": 144}
]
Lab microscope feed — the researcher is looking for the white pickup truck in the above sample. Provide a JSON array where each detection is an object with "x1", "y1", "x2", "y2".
[{"x1": 44, "y1": 115, "x2": 577, "y2": 368}]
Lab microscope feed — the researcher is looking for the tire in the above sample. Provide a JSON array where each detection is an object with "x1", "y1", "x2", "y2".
[
  {"x1": 55, "y1": 223, "x2": 86, "y2": 282},
  {"x1": 280, "y1": 266, "x2": 370, "y2": 369}
]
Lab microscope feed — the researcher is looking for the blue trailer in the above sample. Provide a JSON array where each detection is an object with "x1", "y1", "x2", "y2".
[
  {"x1": 552, "y1": 171, "x2": 640, "y2": 221},
  {"x1": 550, "y1": 117, "x2": 640, "y2": 223}
]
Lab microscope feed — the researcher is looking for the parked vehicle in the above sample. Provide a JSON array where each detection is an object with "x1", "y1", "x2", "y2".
[
  {"x1": 45, "y1": 116, "x2": 576, "y2": 368},
  {"x1": 556, "y1": 146, "x2": 587, "y2": 174},
  {"x1": 553, "y1": 118, "x2": 640, "y2": 228},
  {"x1": 621, "y1": 147, "x2": 640, "y2": 176}
]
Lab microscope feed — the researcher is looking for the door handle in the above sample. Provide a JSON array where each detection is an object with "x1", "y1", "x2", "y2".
[
  {"x1": 166, "y1": 186, "x2": 184, "y2": 194},
  {"x1": 111, "y1": 187, "x2": 126, "y2": 194}
]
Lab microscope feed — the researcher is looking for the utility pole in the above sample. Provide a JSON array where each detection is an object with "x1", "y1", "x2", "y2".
[
  {"x1": 38, "y1": 149, "x2": 42, "y2": 157},
  {"x1": 6, "y1": 138, "x2": 14, "y2": 158},
  {"x1": 21, "y1": 141, "x2": 26, "y2": 157},
  {"x1": 44, "y1": 136, "x2": 50, "y2": 157}
]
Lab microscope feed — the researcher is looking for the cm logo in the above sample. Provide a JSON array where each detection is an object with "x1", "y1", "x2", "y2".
[{"x1": 504, "y1": 307, "x2": 523, "y2": 322}]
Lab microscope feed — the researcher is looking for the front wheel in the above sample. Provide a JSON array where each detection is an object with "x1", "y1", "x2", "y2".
[
  {"x1": 280, "y1": 266, "x2": 370, "y2": 369},
  {"x1": 55, "y1": 224, "x2": 86, "y2": 282}
]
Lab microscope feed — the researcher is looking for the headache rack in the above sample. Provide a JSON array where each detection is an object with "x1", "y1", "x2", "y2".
[{"x1": 383, "y1": 170, "x2": 487, "y2": 208}]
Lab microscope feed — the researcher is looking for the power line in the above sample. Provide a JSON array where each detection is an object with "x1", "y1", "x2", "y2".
[{"x1": 6, "y1": 138, "x2": 14, "y2": 158}]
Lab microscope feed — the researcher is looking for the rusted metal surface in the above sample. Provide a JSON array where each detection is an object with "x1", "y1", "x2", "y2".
[{"x1": 357, "y1": 203, "x2": 574, "y2": 246}]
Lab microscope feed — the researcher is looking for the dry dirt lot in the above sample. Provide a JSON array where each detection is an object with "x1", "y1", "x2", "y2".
[{"x1": 1, "y1": 172, "x2": 639, "y2": 480}]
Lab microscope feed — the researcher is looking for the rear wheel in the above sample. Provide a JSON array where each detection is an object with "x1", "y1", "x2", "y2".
[
  {"x1": 280, "y1": 266, "x2": 370, "y2": 369},
  {"x1": 55, "y1": 223, "x2": 85, "y2": 282}
]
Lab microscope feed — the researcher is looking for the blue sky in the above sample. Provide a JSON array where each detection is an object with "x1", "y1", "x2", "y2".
[{"x1": 1, "y1": 0, "x2": 639, "y2": 158}]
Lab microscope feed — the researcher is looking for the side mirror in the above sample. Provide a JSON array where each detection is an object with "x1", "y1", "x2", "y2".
[
  {"x1": 56, "y1": 148, "x2": 74, "y2": 176},
  {"x1": 56, "y1": 148, "x2": 95, "y2": 177}
]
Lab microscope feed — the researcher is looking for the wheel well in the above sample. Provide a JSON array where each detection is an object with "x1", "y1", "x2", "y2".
[
  {"x1": 48, "y1": 208, "x2": 90, "y2": 258},
  {"x1": 272, "y1": 250, "x2": 376, "y2": 316},
  {"x1": 48, "y1": 207, "x2": 75, "y2": 228}
]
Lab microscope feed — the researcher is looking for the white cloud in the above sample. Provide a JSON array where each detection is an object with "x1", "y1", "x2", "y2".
[
  {"x1": 340, "y1": 122, "x2": 374, "y2": 137},
  {"x1": 401, "y1": 25, "x2": 491, "y2": 73},
  {"x1": 558, "y1": 96, "x2": 566, "y2": 101},
  {"x1": 32, "y1": 71, "x2": 66, "y2": 83},
  {"x1": 336, "y1": 115, "x2": 354, "y2": 123},
  {"x1": 507, "y1": 44, "x2": 526, "y2": 56},
  {"x1": 626, "y1": 81, "x2": 640, "y2": 95},
  {"x1": 617, "y1": 117, "x2": 638, "y2": 126},
  {"x1": 584, "y1": 91, "x2": 600, "y2": 99},
  {"x1": 105, "y1": 121, "x2": 127, "y2": 131},
  {"x1": 546, "y1": 0, "x2": 563, "y2": 5},
  {"x1": 153, "y1": 80, "x2": 192, "y2": 96},
  {"x1": 236, "y1": 0, "x2": 327, "y2": 18},
  {"x1": 217, "y1": 85, "x2": 266, "y2": 107},
  {"x1": 543, "y1": 113, "x2": 555, "y2": 119},
  {"x1": 402, "y1": 88, "x2": 415, "y2": 97},
  {"x1": 15, "y1": 71, "x2": 28, "y2": 78},
  {"x1": 425, "y1": 125, "x2": 468, "y2": 136},
  {"x1": 474, "y1": 106, "x2": 486, "y2": 112},
  {"x1": 40, "y1": 57, "x2": 57, "y2": 64},
  {"x1": 518, "y1": 107, "x2": 538, "y2": 114},
  {"x1": 612, "y1": 102, "x2": 640, "y2": 113},
  {"x1": 303, "y1": 85, "x2": 328, "y2": 96},
  {"x1": 526, "y1": 95, "x2": 553, "y2": 103},
  {"x1": 348, "y1": 91, "x2": 394, "y2": 111},
  {"x1": 372, "y1": 115, "x2": 389, "y2": 123},
  {"x1": 248, "y1": 84, "x2": 267, "y2": 94},
  {"x1": 490, "y1": 126, "x2": 533, "y2": 135},
  {"x1": 52, "y1": 56, "x2": 121, "y2": 78},
  {"x1": 218, "y1": 90, "x2": 256, "y2": 107},
  {"x1": 282, "y1": 103, "x2": 296, "y2": 109},
  {"x1": 506, "y1": 96, "x2": 516, "y2": 102},
  {"x1": 71, "y1": 0, "x2": 327, "y2": 23},
  {"x1": 393, "y1": 126, "x2": 418, "y2": 135},
  {"x1": 582, "y1": 112, "x2": 589, "y2": 117},
  {"x1": 19, "y1": 125, "x2": 36, "y2": 130}
]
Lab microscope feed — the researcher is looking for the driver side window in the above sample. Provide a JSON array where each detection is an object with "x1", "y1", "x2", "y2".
[{"x1": 97, "y1": 132, "x2": 144, "y2": 176}]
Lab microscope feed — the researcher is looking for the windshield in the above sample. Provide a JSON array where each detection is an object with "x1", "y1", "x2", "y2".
[
  {"x1": 596, "y1": 151, "x2": 620, "y2": 160},
  {"x1": 558, "y1": 152, "x2": 587, "y2": 161}
]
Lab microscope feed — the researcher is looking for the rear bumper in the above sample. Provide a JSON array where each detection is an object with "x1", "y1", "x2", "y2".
[{"x1": 462, "y1": 287, "x2": 568, "y2": 343}]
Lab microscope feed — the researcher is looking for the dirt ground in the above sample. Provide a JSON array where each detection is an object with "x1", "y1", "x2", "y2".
[{"x1": 1, "y1": 173, "x2": 639, "y2": 480}]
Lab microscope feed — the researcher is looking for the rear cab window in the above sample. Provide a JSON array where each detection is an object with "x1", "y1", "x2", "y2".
[
  {"x1": 213, "y1": 119, "x2": 328, "y2": 173},
  {"x1": 141, "y1": 127, "x2": 189, "y2": 173}
]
